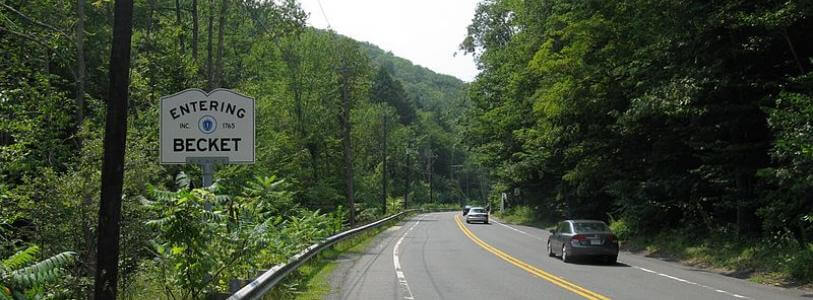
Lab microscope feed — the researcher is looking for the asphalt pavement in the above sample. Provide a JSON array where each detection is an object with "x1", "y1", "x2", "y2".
[{"x1": 327, "y1": 212, "x2": 811, "y2": 300}]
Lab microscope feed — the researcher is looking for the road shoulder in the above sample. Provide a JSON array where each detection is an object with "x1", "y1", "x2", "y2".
[
  {"x1": 491, "y1": 217, "x2": 813, "y2": 298},
  {"x1": 325, "y1": 220, "x2": 407, "y2": 300}
]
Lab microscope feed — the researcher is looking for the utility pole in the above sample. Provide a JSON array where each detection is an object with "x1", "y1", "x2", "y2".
[
  {"x1": 404, "y1": 146, "x2": 412, "y2": 209},
  {"x1": 451, "y1": 164, "x2": 463, "y2": 205},
  {"x1": 339, "y1": 64, "x2": 355, "y2": 226},
  {"x1": 381, "y1": 112, "x2": 388, "y2": 214},
  {"x1": 425, "y1": 146, "x2": 434, "y2": 203}
]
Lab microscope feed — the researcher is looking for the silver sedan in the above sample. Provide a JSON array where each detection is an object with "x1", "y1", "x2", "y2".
[{"x1": 465, "y1": 207, "x2": 489, "y2": 224}]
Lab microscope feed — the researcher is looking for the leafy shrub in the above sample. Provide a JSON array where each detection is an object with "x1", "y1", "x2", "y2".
[
  {"x1": 498, "y1": 206, "x2": 536, "y2": 225},
  {"x1": 609, "y1": 218, "x2": 634, "y2": 241},
  {"x1": 139, "y1": 175, "x2": 348, "y2": 298},
  {"x1": 356, "y1": 205, "x2": 382, "y2": 224},
  {"x1": 387, "y1": 196, "x2": 404, "y2": 213},
  {"x1": 143, "y1": 185, "x2": 232, "y2": 298},
  {"x1": 788, "y1": 243, "x2": 813, "y2": 282},
  {"x1": 0, "y1": 245, "x2": 76, "y2": 299}
]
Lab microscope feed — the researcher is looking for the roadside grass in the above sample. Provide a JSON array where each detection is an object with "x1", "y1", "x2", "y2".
[
  {"x1": 620, "y1": 230, "x2": 813, "y2": 288},
  {"x1": 267, "y1": 214, "x2": 411, "y2": 299}
]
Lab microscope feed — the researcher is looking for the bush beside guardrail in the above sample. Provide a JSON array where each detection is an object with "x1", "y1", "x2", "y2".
[{"x1": 227, "y1": 209, "x2": 418, "y2": 300}]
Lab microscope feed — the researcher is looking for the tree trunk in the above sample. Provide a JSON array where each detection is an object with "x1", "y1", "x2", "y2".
[
  {"x1": 736, "y1": 171, "x2": 757, "y2": 238},
  {"x1": 213, "y1": 0, "x2": 228, "y2": 88},
  {"x1": 192, "y1": 0, "x2": 198, "y2": 58},
  {"x1": 175, "y1": 0, "x2": 185, "y2": 55},
  {"x1": 82, "y1": 193, "x2": 95, "y2": 300},
  {"x1": 146, "y1": 0, "x2": 155, "y2": 45},
  {"x1": 206, "y1": 0, "x2": 214, "y2": 89},
  {"x1": 341, "y1": 74, "x2": 354, "y2": 226},
  {"x1": 94, "y1": 0, "x2": 134, "y2": 298},
  {"x1": 75, "y1": 0, "x2": 86, "y2": 126},
  {"x1": 782, "y1": 28, "x2": 805, "y2": 75},
  {"x1": 78, "y1": 0, "x2": 91, "y2": 279}
]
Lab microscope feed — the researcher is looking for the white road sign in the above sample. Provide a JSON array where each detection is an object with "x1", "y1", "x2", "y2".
[{"x1": 160, "y1": 88, "x2": 255, "y2": 164}]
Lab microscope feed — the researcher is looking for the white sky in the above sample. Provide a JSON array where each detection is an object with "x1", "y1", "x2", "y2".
[{"x1": 298, "y1": 0, "x2": 481, "y2": 82}]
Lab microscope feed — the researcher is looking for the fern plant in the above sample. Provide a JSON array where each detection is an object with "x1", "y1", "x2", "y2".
[{"x1": 0, "y1": 245, "x2": 76, "y2": 300}]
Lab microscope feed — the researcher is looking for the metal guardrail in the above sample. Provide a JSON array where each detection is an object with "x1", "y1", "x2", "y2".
[{"x1": 228, "y1": 209, "x2": 419, "y2": 300}]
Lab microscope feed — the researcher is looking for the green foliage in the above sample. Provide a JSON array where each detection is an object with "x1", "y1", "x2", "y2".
[
  {"x1": 143, "y1": 186, "x2": 230, "y2": 298},
  {"x1": 788, "y1": 243, "x2": 813, "y2": 281},
  {"x1": 496, "y1": 206, "x2": 536, "y2": 225},
  {"x1": 623, "y1": 231, "x2": 813, "y2": 285},
  {"x1": 417, "y1": 202, "x2": 460, "y2": 212},
  {"x1": 760, "y1": 73, "x2": 813, "y2": 243},
  {"x1": 2, "y1": 0, "x2": 477, "y2": 296},
  {"x1": 0, "y1": 246, "x2": 76, "y2": 299},
  {"x1": 139, "y1": 176, "x2": 345, "y2": 298},
  {"x1": 608, "y1": 218, "x2": 633, "y2": 241},
  {"x1": 463, "y1": 0, "x2": 813, "y2": 284}
]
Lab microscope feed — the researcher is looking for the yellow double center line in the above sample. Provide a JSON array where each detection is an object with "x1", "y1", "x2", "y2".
[{"x1": 454, "y1": 215, "x2": 610, "y2": 300}]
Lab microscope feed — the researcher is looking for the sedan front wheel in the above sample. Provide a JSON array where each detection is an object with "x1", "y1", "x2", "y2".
[{"x1": 562, "y1": 244, "x2": 571, "y2": 263}]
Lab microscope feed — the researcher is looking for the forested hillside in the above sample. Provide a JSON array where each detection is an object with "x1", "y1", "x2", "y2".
[
  {"x1": 462, "y1": 0, "x2": 813, "y2": 284},
  {"x1": 360, "y1": 42, "x2": 469, "y2": 122},
  {"x1": 0, "y1": 0, "x2": 481, "y2": 297}
]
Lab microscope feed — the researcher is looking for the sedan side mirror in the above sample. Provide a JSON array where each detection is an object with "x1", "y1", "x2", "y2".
[{"x1": 549, "y1": 229, "x2": 556, "y2": 234}]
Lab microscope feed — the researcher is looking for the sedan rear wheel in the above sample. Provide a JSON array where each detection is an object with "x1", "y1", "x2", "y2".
[
  {"x1": 605, "y1": 255, "x2": 617, "y2": 265},
  {"x1": 562, "y1": 244, "x2": 571, "y2": 263}
]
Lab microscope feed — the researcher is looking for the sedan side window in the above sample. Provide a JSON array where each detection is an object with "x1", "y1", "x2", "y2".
[
  {"x1": 557, "y1": 222, "x2": 569, "y2": 234},
  {"x1": 560, "y1": 222, "x2": 571, "y2": 234}
]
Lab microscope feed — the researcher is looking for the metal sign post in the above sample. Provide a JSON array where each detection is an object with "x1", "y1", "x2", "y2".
[
  {"x1": 187, "y1": 157, "x2": 228, "y2": 210},
  {"x1": 202, "y1": 163, "x2": 214, "y2": 187},
  {"x1": 187, "y1": 157, "x2": 229, "y2": 188},
  {"x1": 501, "y1": 192, "x2": 508, "y2": 214}
]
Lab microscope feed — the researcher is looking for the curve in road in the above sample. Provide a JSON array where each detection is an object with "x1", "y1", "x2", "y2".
[
  {"x1": 453, "y1": 214, "x2": 610, "y2": 300},
  {"x1": 329, "y1": 212, "x2": 809, "y2": 300}
]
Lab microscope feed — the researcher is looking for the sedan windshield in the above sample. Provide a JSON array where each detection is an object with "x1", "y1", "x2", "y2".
[
  {"x1": 470, "y1": 209, "x2": 486, "y2": 214},
  {"x1": 573, "y1": 222, "x2": 609, "y2": 233}
]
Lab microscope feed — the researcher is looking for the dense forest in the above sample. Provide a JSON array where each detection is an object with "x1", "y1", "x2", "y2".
[
  {"x1": 4, "y1": 0, "x2": 813, "y2": 297},
  {"x1": 0, "y1": 0, "x2": 482, "y2": 298},
  {"x1": 463, "y1": 0, "x2": 813, "y2": 284}
]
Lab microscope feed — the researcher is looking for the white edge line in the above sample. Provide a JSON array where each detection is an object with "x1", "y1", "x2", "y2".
[
  {"x1": 492, "y1": 219, "x2": 546, "y2": 241},
  {"x1": 393, "y1": 216, "x2": 422, "y2": 300},
  {"x1": 633, "y1": 266, "x2": 751, "y2": 299}
]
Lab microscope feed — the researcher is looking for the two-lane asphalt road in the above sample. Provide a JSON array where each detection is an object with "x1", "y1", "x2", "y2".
[{"x1": 327, "y1": 212, "x2": 810, "y2": 299}]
